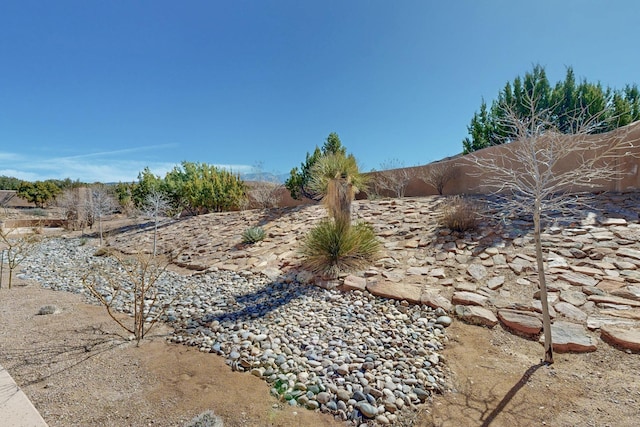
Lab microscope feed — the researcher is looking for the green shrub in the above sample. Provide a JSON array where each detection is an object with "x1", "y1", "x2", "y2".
[
  {"x1": 301, "y1": 218, "x2": 380, "y2": 278},
  {"x1": 440, "y1": 195, "x2": 481, "y2": 232},
  {"x1": 242, "y1": 226, "x2": 266, "y2": 244}
]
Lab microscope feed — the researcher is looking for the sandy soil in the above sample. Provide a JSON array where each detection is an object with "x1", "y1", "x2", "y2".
[
  {"x1": 2, "y1": 272, "x2": 640, "y2": 427},
  {"x1": 1, "y1": 213, "x2": 640, "y2": 426},
  {"x1": 0, "y1": 277, "x2": 341, "y2": 427}
]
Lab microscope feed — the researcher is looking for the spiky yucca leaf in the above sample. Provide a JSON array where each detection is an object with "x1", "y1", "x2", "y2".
[{"x1": 301, "y1": 218, "x2": 380, "y2": 278}]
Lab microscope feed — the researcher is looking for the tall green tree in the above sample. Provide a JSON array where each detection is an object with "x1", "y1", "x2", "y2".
[
  {"x1": 16, "y1": 180, "x2": 61, "y2": 207},
  {"x1": 463, "y1": 65, "x2": 639, "y2": 153},
  {"x1": 163, "y1": 161, "x2": 246, "y2": 215},
  {"x1": 285, "y1": 132, "x2": 347, "y2": 199},
  {"x1": 0, "y1": 176, "x2": 24, "y2": 190},
  {"x1": 132, "y1": 167, "x2": 163, "y2": 208}
]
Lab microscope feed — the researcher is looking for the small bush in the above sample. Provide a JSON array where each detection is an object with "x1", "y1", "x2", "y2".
[
  {"x1": 242, "y1": 226, "x2": 266, "y2": 244},
  {"x1": 184, "y1": 410, "x2": 224, "y2": 427},
  {"x1": 440, "y1": 195, "x2": 481, "y2": 232},
  {"x1": 301, "y1": 219, "x2": 381, "y2": 278}
]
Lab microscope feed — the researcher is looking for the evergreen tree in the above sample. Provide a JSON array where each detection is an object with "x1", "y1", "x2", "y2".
[
  {"x1": 462, "y1": 65, "x2": 639, "y2": 153},
  {"x1": 285, "y1": 132, "x2": 347, "y2": 199}
]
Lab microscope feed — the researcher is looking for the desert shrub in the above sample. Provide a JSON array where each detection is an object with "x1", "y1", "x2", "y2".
[
  {"x1": 184, "y1": 410, "x2": 224, "y2": 427},
  {"x1": 0, "y1": 229, "x2": 40, "y2": 289},
  {"x1": 83, "y1": 251, "x2": 184, "y2": 345},
  {"x1": 242, "y1": 226, "x2": 266, "y2": 244},
  {"x1": 301, "y1": 219, "x2": 380, "y2": 278},
  {"x1": 440, "y1": 195, "x2": 481, "y2": 232}
]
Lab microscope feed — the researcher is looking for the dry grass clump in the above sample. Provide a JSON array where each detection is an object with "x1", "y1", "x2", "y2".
[
  {"x1": 440, "y1": 195, "x2": 481, "y2": 232},
  {"x1": 301, "y1": 219, "x2": 380, "y2": 278}
]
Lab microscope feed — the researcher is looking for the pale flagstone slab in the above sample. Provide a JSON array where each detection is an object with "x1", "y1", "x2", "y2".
[
  {"x1": 467, "y1": 264, "x2": 488, "y2": 281},
  {"x1": 366, "y1": 281, "x2": 422, "y2": 304},
  {"x1": 421, "y1": 292, "x2": 452, "y2": 312},
  {"x1": 588, "y1": 294, "x2": 640, "y2": 308},
  {"x1": 600, "y1": 326, "x2": 640, "y2": 351},
  {"x1": 452, "y1": 291, "x2": 488, "y2": 307},
  {"x1": 543, "y1": 321, "x2": 597, "y2": 353},
  {"x1": 554, "y1": 302, "x2": 588, "y2": 322},
  {"x1": 454, "y1": 305, "x2": 498, "y2": 327},
  {"x1": 560, "y1": 271, "x2": 598, "y2": 287},
  {"x1": 586, "y1": 315, "x2": 640, "y2": 330},
  {"x1": 497, "y1": 309, "x2": 542, "y2": 336},
  {"x1": 617, "y1": 247, "x2": 640, "y2": 261},
  {"x1": 342, "y1": 275, "x2": 367, "y2": 291}
]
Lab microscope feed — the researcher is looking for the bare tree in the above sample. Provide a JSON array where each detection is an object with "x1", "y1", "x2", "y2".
[
  {"x1": 87, "y1": 185, "x2": 116, "y2": 246},
  {"x1": 0, "y1": 191, "x2": 15, "y2": 215},
  {"x1": 420, "y1": 161, "x2": 459, "y2": 195},
  {"x1": 0, "y1": 228, "x2": 39, "y2": 289},
  {"x1": 57, "y1": 188, "x2": 82, "y2": 230},
  {"x1": 82, "y1": 250, "x2": 184, "y2": 346},
  {"x1": 142, "y1": 189, "x2": 171, "y2": 257},
  {"x1": 247, "y1": 162, "x2": 283, "y2": 209},
  {"x1": 374, "y1": 159, "x2": 415, "y2": 198},
  {"x1": 466, "y1": 89, "x2": 638, "y2": 364}
]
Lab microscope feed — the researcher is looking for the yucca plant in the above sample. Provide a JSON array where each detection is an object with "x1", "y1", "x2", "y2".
[
  {"x1": 301, "y1": 218, "x2": 380, "y2": 278},
  {"x1": 242, "y1": 226, "x2": 266, "y2": 244},
  {"x1": 307, "y1": 152, "x2": 368, "y2": 226}
]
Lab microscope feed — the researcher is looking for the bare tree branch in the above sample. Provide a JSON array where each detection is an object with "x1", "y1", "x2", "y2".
[
  {"x1": 464, "y1": 87, "x2": 639, "y2": 364},
  {"x1": 373, "y1": 159, "x2": 415, "y2": 198}
]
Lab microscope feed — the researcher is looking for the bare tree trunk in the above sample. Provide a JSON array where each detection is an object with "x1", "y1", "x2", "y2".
[
  {"x1": 98, "y1": 214, "x2": 104, "y2": 246},
  {"x1": 326, "y1": 178, "x2": 353, "y2": 227},
  {"x1": 534, "y1": 200, "x2": 554, "y2": 364},
  {"x1": 153, "y1": 219, "x2": 158, "y2": 258}
]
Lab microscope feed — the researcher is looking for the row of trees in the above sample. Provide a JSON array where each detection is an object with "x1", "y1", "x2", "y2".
[
  {"x1": 115, "y1": 161, "x2": 247, "y2": 217},
  {"x1": 463, "y1": 65, "x2": 640, "y2": 153},
  {"x1": 9, "y1": 178, "x2": 87, "y2": 208}
]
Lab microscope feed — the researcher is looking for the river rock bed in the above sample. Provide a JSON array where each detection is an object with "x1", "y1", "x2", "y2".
[{"x1": 20, "y1": 237, "x2": 450, "y2": 425}]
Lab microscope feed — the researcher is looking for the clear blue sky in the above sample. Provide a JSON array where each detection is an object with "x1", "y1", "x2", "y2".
[{"x1": 1, "y1": 0, "x2": 638, "y2": 183}]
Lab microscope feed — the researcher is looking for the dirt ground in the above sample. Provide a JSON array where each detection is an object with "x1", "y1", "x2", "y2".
[
  {"x1": 1, "y1": 212, "x2": 640, "y2": 426},
  {"x1": 2, "y1": 273, "x2": 640, "y2": 427}
]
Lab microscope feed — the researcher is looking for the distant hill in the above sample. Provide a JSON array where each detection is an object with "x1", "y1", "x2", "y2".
[{"x1": 240, "y1": 172, "x2": 288, "y2": 183}]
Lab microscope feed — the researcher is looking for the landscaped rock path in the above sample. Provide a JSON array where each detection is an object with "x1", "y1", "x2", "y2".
[
  {"x1": 110, "y1": 193, "x2": 640, "y2": 353},
  {"x1": 21, "y1": 238, "x2": 450, "y2": 425}
]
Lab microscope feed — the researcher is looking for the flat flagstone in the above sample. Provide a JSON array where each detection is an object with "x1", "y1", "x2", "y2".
[
  {"x1": 497, "y1": 309, "x2": 542, "y2": 336},
  {"x1": 597, "y1": 279, "x2": 627, "y2": 293},
  {"x1": 467, "y1": 264, "x2": 488, "y2": 281},
  {"x1": 600, "y1": 326, "x2": 640, "y2": 352},
  {"x1": 487, "y1": 276, "x2": 505, "y2": 290},
  {"x1": 454, "y1": 305, "x2": 498, "y2": 327},
  {"x1": 406, "y1": 266, "x2": 430, "y2": 275},
  {"x1": 429, "y1": 268, "x2": 446, "y2": 279},
  {"x1": 559, "y1": 289, "x2": 587, "y2": 307},
  {"x1": 452, "y1": 291, "x2": 488, "y2": 306},
  {"x1": 554, "y1": 302, "x2": 588, "y2": 322},
  {"x1": 617, "y1": 247, "x2": 640, "y2": 261},
  {"x1": 544, "y1": 320, "x2": 597, "y2": 353},
  {"x1": 421, "y1": 292, "x2": 452, "y2": 312},
  {"x1": 600, "y1": 218, "x2": 627, "y2": 226},
  {"x1": 587, "y1": 295, "x2": 640, "y2": 308},
  {"x1": 366, "y1": 281, "x2": 422, "y2": 304},
  {"x1": 560, "y1": 271, "x2": 598, "y2": 287},
  {"x1": 342, "y1": 275, "x2": 367, "y2": 291},
  {"x1": 587, "y1": 315, "x2": 640, "y2": 330}
]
